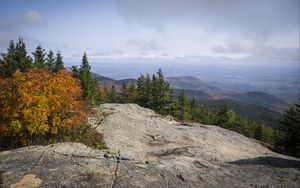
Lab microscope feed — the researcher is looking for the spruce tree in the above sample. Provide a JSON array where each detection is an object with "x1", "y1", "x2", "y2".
[
  {"x1": 174, "y1": 90, "x2": 191, "y2": 121},
  {"x1": 190, "y1": 97, "x2": 199, "y2": 121},
  {"x1": 126, "y1": 83, "x2": 139, "y2": 103},
  {"x1": 15, "y1": 37, "x2": 32, "y2": 72},
  {"x1": 137, "y1": 74, "x2": 147, "y2": 105},
  {"x1": 71, "y1": 65, "x2": 79, "y2": 77},
  {"x1": 144, "y1": 73, "x2": 152, "y2": 107},
  {"x1": 0, "y1": 38, "x2": 32, "y2": 78},
  {"x1": 32, "y1": 44, "x2": 46, "y2": 68},
  {"x1": 276, "y1": 100, "x2": 300, "y2": 157},
  {"x1": 254, "y1": 124, "x2": 263, "y2": 141},
  {"x1": 54, "y1": 51, "x2": 64, "y2": 72},
  {"x1": 45, "y1": 50, "x2": 56, "y2": 72},
  {"x1": 106, "y1": 85, "x2": 118, "y2": 103},
  {"x1": 217, "y1": 100, "x2": 236, "y2": 127},
  {"x1": 0, "y1": 40, "x2": 16, "y2": 78},
  {"x1": 150, "y1": 69, "x2": 173, "y2": 115},
  {"x1": 78, "y1": 52, "x2": 100, "y2": 105},
  {"x1": 121, "y1": 81, "x2": 128, "y2": 103}
]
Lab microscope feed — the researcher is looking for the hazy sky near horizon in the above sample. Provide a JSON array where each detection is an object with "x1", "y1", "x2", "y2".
[{"x1": 0, "y1": 0, "x2": 299, "y2": 65}]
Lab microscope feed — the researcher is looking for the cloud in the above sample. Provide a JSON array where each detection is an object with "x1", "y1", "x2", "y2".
[
  {"x1": 0, "y1": 10, "x2": 46, "y2": 48},
  {"x1": 71, "y1": 50, "x2": 124, "y2": 59},
  {"x1": 0, "y1": 10, "x2": 45, "y2": 33},
  {"x1": 116, "y1": 0, "x2": 299, "y2": 39},
  {"x1": 0, "y1": 16, "x2": 18, "y2": 32},
  {"x1": 116, "y1": 0, "x2": 299, "y2": 63},
  {"x1": 22, "y1": 10, "x2": 45, "y2": 27},
  {"x1": 212, "y1": 42, "x2": 299, "y2": 61},
  {"x1": 127, "y1": 38, "x2": 162, "y2": 51}
]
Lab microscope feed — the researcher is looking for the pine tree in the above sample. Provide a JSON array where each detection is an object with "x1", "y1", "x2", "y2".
[
  {"x1": 71, "y1": 65, "x2": 79, "y2": 77},
  {"x1": 254, "y1": 124, "x2": 263, "y2": 140},
  {"x1": 217, "y1": 100, "x2": 236, "y2": 127},
  {"x1": 190, "y1": 97, "x2": 199, "y2": 121},
  {"x1": 121, "y1": 81, "x2": 128, "y2": 103},
  {"x1": 78, "y1": 52, "x2": 100, "y2": 105},
  {"x1": 106, "y1": 85, "x2": 118, "y2": 103},
  {"x1": 32, "y1": 44, "x2": 46, "y2": 68},
  {"x1": 15, "y1": 38, "x2": 32, "y2": 72},
  {"x1": 137, "y1": 74, "x2": 147, "y2": 105},
  {"x1": 0, "y1": 40, "x2": 16, "y2": 78},
  {"x1": 144, "y1": 73, "x2": 152, "y2": 108},
  {"x1": 97, "y1": 85, "x2": 108, "y2": 103},
  {"x1": 136, "y1": 73, "x2": 152, "y2": 107},
  {"x1": 0, "y1": 38, "x2": 32, "y2": 78},
  {"x1": 174, "y1": 90, "x2": 191, "y2": 121},
  {"x1": 150, "y1": 69, "x2": 173, "y2": 115},
  {"x1": 54, "y1": 51, "x2": 64, "y2": 72},
  {"x1": 45, "y1": 50, "x2": 56, "y2": 72},
  {"x1": 127, "y1": 83, "x2": 139, "y2": 103},
  {"x1": 276, "y1": 100, "x2": 300, "y2": 157}
]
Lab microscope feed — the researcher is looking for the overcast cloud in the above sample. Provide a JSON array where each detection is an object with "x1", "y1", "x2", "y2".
[
  {"x1": 0, "y1": 0, "x2": 298, "y2": 64},
  {"x1": 116, "y1": 0, "x2": 299, "y2": 62}
]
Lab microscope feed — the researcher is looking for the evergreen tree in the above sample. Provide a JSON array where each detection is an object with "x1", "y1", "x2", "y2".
[
  {"x1": 32, "y1": 44, "x2": 46, "y2": 68},
  {"x1": 254, "y1": 124, "x2": 263, "y2": 140},
  {"x1": 106, "y1": 85, "x2": 118, "y2": 103},
  {"x1": 136, "y1": 73, "x2": 152, "y2": 108},
  {"x1": 45, "y1": 50, "x2": 56, "y2": 72},
  {"x1": 276, "y1": 100, "x2": 300, "y2": 157},
  {"x1": 98, "y1": 85, "x2": 108, "y2": 103},
  {"x1": 137, "y1": 74, "x2": 147, "y2": 105},
  {"x1": 15, "y1": 38, "x2": 32, "y2": 72},
  {"x1": 174, "y1": 90, "x2": 191, "y2": 121},
  {"x1": 190, "y1": 97, "x2": 199, "y2": 121},
  {"x1": 0, "y1": 40, "x2": 16, "y2": 78},
  {"x1": 121, "y1": 81, "x2": 128, "y2": 103},
  {"x1": 0, "y1": 38, "x2": 32, "y2": 78},
  {"x1": 71, "y1": 65, "x2": 79, "y2": 76},
  {"x1": 78, "y1": 52, "x2": 100, "y2": 105},
  {"x1": 54, "y1": 51, "x2": 64, "y2": 72},
  {"x1": 127, "y1": 83, "x2": 139, "y2": 103},
  {"x1": 150, "y1": 69, "x2": 173, "y2": 115},
  {"x1": 217, "y1": 100, "x2": 236, "y2": 127}
]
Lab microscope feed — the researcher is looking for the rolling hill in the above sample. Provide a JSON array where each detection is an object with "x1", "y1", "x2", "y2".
[
  {"x1": 93, "y1": 73, "x2": 283, "y2": 127},
  {"x1": 226, "y1": 91, "x2": 288, "y2": 113}
]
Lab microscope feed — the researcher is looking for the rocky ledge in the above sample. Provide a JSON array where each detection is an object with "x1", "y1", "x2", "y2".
[{"x1": 1, "y1": 103, "x2": 299, "y2": 187}]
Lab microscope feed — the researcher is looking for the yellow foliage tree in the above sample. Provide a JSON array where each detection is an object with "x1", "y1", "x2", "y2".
[{"x1": 0, "y1": 69, "x2": 85, "y2": 146}]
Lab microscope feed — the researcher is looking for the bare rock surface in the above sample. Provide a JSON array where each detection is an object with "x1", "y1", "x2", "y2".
[{"x1": 1, "y1": 103, "x2": 300, "y2": 187}]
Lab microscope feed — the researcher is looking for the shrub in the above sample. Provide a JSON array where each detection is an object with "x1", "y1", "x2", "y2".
[{"x1": 0, "y1": 69, "x2": 85, "y2": 149}]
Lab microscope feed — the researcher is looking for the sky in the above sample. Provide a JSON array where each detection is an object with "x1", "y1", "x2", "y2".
[{"x1": 0, "y1": 0, "x2": 299, "y2": 66}]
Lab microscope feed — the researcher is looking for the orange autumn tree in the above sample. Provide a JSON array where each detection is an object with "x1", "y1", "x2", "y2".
[{"x1": 0, "y1": 69, "x2": 85, "y2": 146}]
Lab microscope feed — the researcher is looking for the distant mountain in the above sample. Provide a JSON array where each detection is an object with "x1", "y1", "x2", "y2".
[
  {"x1": 173, "y1": 88, "x2": 280, "y2": 127},
  {"x1": 166, "y1": 76, "x2": 288, "y2": 113},
  {"x1": 93, "y1": 73, "x2": 282, "y2": 127},
  {"x1": 92, "y1": 73, "x2": 115, "y2": 83},
  {"x1": 166, "y1": 76, "x2": 222, "y2": 94},
  {"x1": 115, "y1": 79, "x2": 137, "y2": 85},
  {"x1": 226, "y1": 91, "x2": 288, "y2": 113},
  {"x1": 93, "y1": 73, "x2": 136, "y2": 91},
  {"x1": 200, "y1": 99, "x2": 280, "y2": 127},
  {"x1": 172, "y1": 88, "x2": 212, "y2": 101}
]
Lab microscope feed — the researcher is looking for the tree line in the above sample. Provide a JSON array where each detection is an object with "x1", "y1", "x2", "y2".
[{"x1": 0, "y1": 38, "x2": 104, "y2": 150}]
